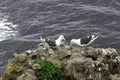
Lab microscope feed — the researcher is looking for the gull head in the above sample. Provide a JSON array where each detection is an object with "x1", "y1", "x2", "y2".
[{"x1": 59, "y1": 35, "x2": 66, "y2": 41}]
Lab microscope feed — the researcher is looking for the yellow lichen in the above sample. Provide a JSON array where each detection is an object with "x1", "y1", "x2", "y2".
[{"x1": 5, "y1": 63, "x2": 23, "y2": 76}]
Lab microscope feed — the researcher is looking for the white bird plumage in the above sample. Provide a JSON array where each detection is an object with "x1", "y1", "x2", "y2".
[
  {"x1": 40, "y1": 35, "x2": 66, "y2": 47},
  {"x1": 55, "y1": 35, "x2": 65, "y2": 46},
  {"x1": 70, "y1": 35, "x2": 98, "y2": 47},
  {"x1": 40, "y1": 36, "x2": 45, "y2": 42}
]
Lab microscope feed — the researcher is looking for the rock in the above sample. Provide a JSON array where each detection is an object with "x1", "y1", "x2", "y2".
[
  {"x1": 66, "y1": 57, "x2": 85, "y2": 76},
  {"x1": 63, "y1": 47, "x2": 120, "y2": 80},
  {"x1": 0, "y1": 77, "x2": 2, "y2": 80},
  {"x1": 17, "y1": 74, "x2": 25, "y2": 80},
  {"x1": 32, "y1": 63, "x2": 41, "y2": 70},
  {"x1": 81, "y1": 47, "x2": 101, "y2": 60},
  {"x1": 110, "y1": 74, "x2": 120, "y2": 80},
  {"x1": 55, "y1": 48, "x2": 72, "y2": 59},
  {"x1": 5, "y1": 63, "x2": 23, "y2": 75},
  {"x1": 28, "y1": 52, "x2": 37, "y2": 59},
  {"x1": 24, "y1": 74, "x2": 37, "y2": 80},
  {"x1": 39, "y1": 55, "x2": 47, "y2": 60},
  {"x1": 102, "y1": 48, "x2": 118, "y2": 58},
  {"x1": 1, "y1": 42, "x2": 120, "y2": 80},
  {"x1": 26, "y1": 60, "x2": 34, "y2": 68},
  {"x1": 25, "y1": 69, "x2": 35, "y2": 75},
  {"x1": 2, "y1": 62, "x2": 23, "y2": 80},
  {"x1": 17, "y1": 69, "x2": 37, "y2": 80},
  {"x1": 13, "y1": 53, "x2": 27, "y2": 62},
  {"x1": 47, "y1": 58, "x2": 61, "y2": 68}
]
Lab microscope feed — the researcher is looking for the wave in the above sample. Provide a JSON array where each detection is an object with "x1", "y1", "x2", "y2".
[{"x1": 0, "y1": 18, "x2": 18, "y2": 41}]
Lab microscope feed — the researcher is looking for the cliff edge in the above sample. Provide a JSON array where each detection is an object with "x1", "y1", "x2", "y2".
[{"x1": 1, "y1": 43, "x2": 120, "y2": 80}]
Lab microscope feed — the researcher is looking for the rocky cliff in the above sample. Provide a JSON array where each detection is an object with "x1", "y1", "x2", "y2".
[{"x1": 1, "y1": 43, "x2": 120, "y2": 80}]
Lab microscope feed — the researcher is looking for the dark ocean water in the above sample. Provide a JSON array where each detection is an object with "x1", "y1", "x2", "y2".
[{"x1": 0, "y1": 0, "x2": 120, "y2": 76}]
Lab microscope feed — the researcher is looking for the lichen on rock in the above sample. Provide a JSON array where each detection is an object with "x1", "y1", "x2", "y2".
[
  {"x1": 5, "y1": 63, "x2": 23, "y2": 75},
  {"x1": 2, "y1": 62, "x2": 23, "y2": 80},
  {"x1": 13, "y1": 53, "x2": 27, "y2": 63}
]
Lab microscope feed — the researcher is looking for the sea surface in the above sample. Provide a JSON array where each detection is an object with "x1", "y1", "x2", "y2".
[{"x1": 0, "y1": 0, "x2": 120, "y2": 76}]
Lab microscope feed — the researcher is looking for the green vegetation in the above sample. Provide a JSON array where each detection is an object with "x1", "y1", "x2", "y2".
[
  {"x1": 36, "y1": 49, "x2": 41, "y2": 59},
  {"x1": 34, "y1": 59, "x2": 62, "y2": 80}
]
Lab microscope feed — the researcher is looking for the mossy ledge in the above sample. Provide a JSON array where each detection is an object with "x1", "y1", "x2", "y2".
[{"x1": 1, "y1": 43, "x2": 120, "y2": 80}]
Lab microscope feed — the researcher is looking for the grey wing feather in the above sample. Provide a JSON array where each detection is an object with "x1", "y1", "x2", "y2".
[{"x1": 45, "y1": 39, "x2": 56, "y2": 46}]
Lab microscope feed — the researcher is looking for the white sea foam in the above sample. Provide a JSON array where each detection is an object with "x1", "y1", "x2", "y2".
[{"x1": 0, "y1": 18, "x2": 18, "y2": 41}]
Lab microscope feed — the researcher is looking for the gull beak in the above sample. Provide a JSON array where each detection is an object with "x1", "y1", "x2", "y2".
[{"x1": 63, "y1": 38, "x2": 66, "y2": 42}]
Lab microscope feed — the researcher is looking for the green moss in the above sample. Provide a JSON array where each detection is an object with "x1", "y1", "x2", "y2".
[{"x1": 34, "y1": 59, "x2": 62, "y2": 80}]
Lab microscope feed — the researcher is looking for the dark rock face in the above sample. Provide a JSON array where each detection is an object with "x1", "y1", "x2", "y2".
[
  {"x1": 1, "y1": 43, "x2": 120, "y2": 80},
  {"x1": 64, "y1": 47, "x2": 120, "y2": 80}
]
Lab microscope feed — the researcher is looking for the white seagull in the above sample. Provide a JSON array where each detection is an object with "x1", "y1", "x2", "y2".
[
  {"x1": 70, "y1": 35, "x2": 98, "y2": 47},
  {"x1": 40, "y1": 35, "x2": 66, "y2": 47}
]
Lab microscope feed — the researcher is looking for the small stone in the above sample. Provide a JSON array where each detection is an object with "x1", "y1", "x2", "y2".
[
  {"x1": 23, "y1": 69, "x2": 37, "y2": 80},
  {"x1": 17, "y1": 74, "x2": 25, "y2": 80},
  {"x1": 40, "y1": 55, "x2": 47, "y2": 60},
  {"x1": 25, "y1": 69, "x2": 35, "y2": 75},
  {"x1": 32, "y1": 63, "x2": 41, "y2": 70},
  {"x1": 24, "y1": 74, "x2": 37, "y2": 80}
]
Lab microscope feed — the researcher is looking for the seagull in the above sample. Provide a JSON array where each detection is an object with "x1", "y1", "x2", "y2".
[
  {"x1": 70, "y1": 35, "x2": 98, "y2": 47},
  {"x1": 40, "y1": 35, "x2": 66, "y2": 47}
]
